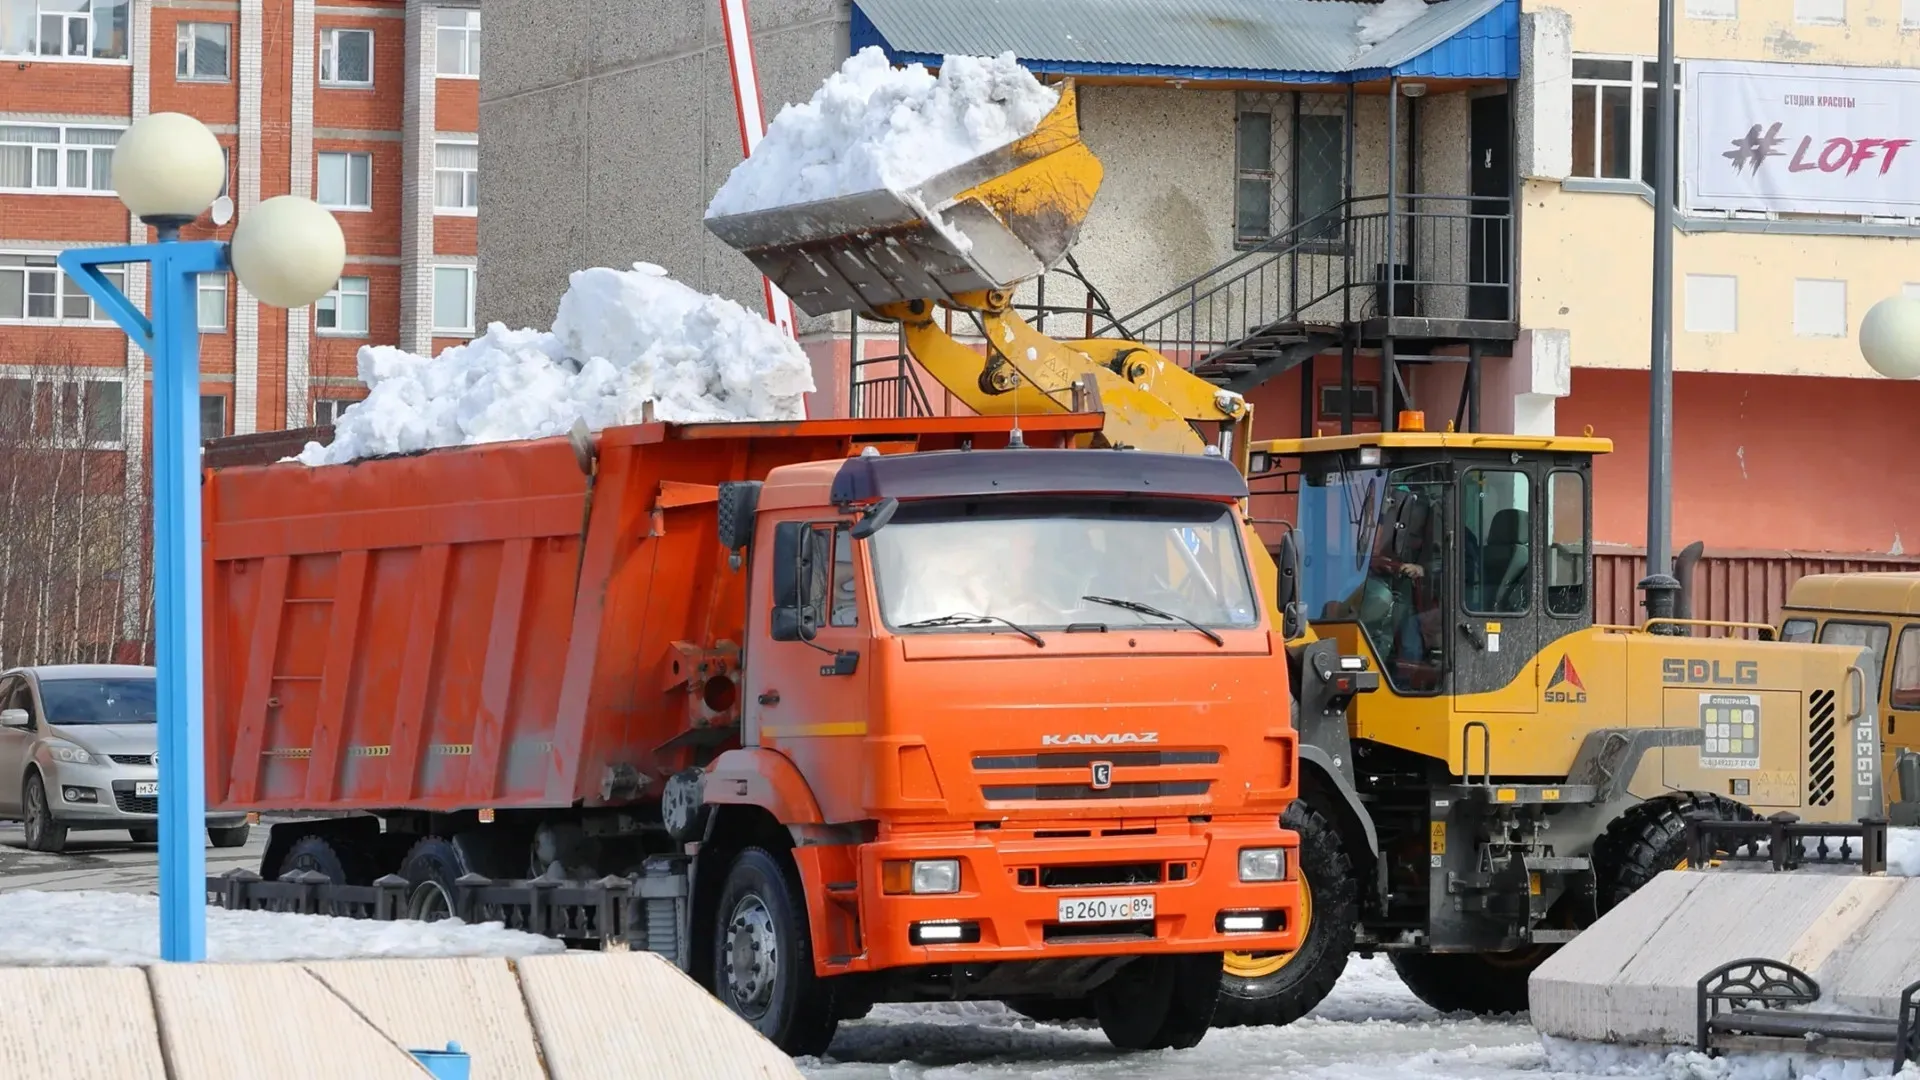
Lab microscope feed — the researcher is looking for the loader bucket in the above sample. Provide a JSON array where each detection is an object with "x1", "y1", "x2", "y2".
[{"x1": 704, "y1": 81, "x2": 1103, "y2": 318}]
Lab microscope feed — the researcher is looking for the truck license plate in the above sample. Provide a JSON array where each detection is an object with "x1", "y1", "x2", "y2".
[
  {"x1": 1057, "y1": 895, "x2": 1154, "y2": 923},
  {"x1": 135, "y1": 781, "x2": 158, "y2": 797}
]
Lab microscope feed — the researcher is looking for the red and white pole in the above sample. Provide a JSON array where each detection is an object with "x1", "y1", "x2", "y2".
[{"x1": 719, "y1": 0, "x2": 799, "y2": 344}]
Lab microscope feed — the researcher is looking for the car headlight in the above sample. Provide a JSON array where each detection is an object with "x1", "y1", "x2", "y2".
[
  {"x1": 48, "y1": 743, "x2": 95, "y2": 765},
  {"x1": 1238, "y1": 847, "x2": 1287, "y2": 882},
  {"x1": 883, "y1": 859, "x2": 961, "y2": 895}
]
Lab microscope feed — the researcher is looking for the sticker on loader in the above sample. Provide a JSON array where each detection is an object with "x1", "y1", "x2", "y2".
[{"x1": 1699, "y1": 693, "x2": 1761, "y2": 769}]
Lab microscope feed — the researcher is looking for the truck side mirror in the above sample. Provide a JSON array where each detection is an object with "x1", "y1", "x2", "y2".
[
  {"x1": 1276, "y1": 532, "x2": 1306, "y2": 639},
  {"x1": 717, "y1": 481, "x2": 763, "y2": 553},
  {"x1": 770, "y1": 521, "x2": 804, "y2": 642},
  {"x1": 0, "y1": 708, "x2": 26, "y2": 728},
  {"x1": 849, "y1": 497, "x2": 898, "y2": 540}
]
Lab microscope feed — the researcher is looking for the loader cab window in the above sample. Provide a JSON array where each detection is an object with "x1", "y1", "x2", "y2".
[
  {"x1": 1820, "y1": 620, "x2": 1890, "y2": 706},
  {"x1": 1461, "y1": 469, "x2": 1532, "y2": 616},
  {"x1": 1891, "y1": 627, "x2": 1920, "y2": 711},
  {"x1": 1780, "y1": 617, "x2": 1816, "y2": 643},
  {"x1": 1545, "y1": 471, "x2": 1589, "y2": 618}
]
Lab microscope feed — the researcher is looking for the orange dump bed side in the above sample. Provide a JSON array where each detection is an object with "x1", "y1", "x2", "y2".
[{"x1": 202, "y1": 415, "x2": 1098, "y2": 813}]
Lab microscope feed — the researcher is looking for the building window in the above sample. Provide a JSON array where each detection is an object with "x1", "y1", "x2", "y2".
[
  {"x1": 0, "y1": 253, "x2": 124, "y2": 323},
  {"x1": 316, "y1": 276, "x2": 370, "y2": 335},
  {"x1": 1318, "y1": 383, "x2": 1379, "y2": 420},
  {"x1": 1233, "y1": 94, "x2": 1347, "y2": 248},
  {"x1": 435, "y1": 8, "x2": 479, "y2": 77},
  {"x1": 319, "y1": 26, "x2": 373, "y2": 87},
  {"x1": 1793, "y1": 278, "x2": 1847, "y2": 338},
  {"x1": 1570, "y1": 56, "x2": 1681, "y2": 187},
  {"x1": 313, "y1": 397, "x2": 356, "y2": 426},
  {"x1": 197, "y1": 273, "x2": 227, "y2": 332},
  {"x1": 0, "y1": 376, "x2": 124, "y2": 447},
  {"x1": 433, "y1": 140, "x2": 478, "y2": 212},
  {"x1": 316, "y1": 150, "x2": 372, "y2": 210},
  {"x1": 1683, "y1": 273, "x2": 1738, "y2": 334},
  {"x1": 432, "y1": 265, "x2": 475, "y2": 334},
  {"x1": 0, "y1": 124, "x2": 122, "y2": 193},
  {"x1": 198, "y1": 394, "x2": 225, "y2": 443},
  {"x1": 0, "y1": 0, "x2": 130, "y2": 61},
  {"x1": 176, "y1": 21, "x2": 230, "y2": 81}
]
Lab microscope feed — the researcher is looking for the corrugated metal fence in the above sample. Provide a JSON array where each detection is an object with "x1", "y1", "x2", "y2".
[{"x1": 1595, "y1": 547, "x2": 1920, "y2": 632}]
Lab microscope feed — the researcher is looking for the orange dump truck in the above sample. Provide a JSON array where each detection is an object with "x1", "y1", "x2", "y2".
[{"x1": 201, "y1": 413, "x2": 1301, "y2": 1053}]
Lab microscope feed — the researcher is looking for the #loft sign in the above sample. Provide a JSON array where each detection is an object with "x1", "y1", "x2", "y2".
[{"x1": 1684, "y1": 58, "x2": 1920, "y2": 219}]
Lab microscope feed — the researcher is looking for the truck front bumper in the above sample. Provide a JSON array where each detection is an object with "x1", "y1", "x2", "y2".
[{"x1": 845, "y1": 819, "x2": 1301, "y2": 970}]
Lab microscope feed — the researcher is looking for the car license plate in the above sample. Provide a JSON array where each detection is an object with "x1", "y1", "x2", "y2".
[
  {"x1": 1057, "y1": 895, "x2": 1154, "y2": 923},
  {"x1": 135, "y1": 781, "x2": 158, "y2": 797}
]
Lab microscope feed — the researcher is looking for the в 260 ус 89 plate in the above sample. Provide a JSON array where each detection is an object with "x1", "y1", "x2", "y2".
[{"x1": 1057, "y1": 895, "x2": 1155, "y2": 923}]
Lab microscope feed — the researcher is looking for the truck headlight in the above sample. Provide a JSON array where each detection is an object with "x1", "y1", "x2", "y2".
[
  {"x1": 883, "y1": 859, "x2": 961, "y2": 895},
  {"x1": 1238, "y1": 847, "x2": 1287, "y2": 882}
]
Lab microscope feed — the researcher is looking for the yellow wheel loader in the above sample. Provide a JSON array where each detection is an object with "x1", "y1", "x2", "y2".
[{"x1": 705, "y1": 78, "x2": 1883, "y2": 1026}]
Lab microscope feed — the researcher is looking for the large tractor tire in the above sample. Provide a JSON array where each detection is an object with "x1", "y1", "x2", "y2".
[
  {"x1": 1592, "y1": 792, "x2": 1755, "y2": 914},
  {"x1": 711, "y1": 846, "x2": 839, "y2": 1057},
  {"x1": 1214, "y1": 802, "x2": 1358, "y2": 1028},
  {"x1": 1389, "y1": 950, "x2": 1538, "y2": 1015},
  {"x1": 1094, "y1": 952, "x2": 1221, "y2": 1051}
]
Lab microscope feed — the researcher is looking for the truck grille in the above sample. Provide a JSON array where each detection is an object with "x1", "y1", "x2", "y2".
[
  {"x1": 1037, "y1": 863, "x2": 1162, "y2": 888},
  {"x1": 974, "y1": 747, "x2": 1218, "y2": 802},
  {"x1": 1808, "y1": 688, "x2": 1838, "y2": 807},
  {"x1": 981, "y1": 780, "x2": 1210, "y2": 801},
  {"x1": 973, "y1": 750, "x2": 1220, "y2": 770}
]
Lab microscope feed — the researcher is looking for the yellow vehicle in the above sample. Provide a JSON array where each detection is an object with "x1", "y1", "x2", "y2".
[
  {"x1": 705, "y1": 77, "x2": 1883, "y2": 1027},
  {"x1": 1778, "y1": 572, "x2": 1920, "y2": 801}
]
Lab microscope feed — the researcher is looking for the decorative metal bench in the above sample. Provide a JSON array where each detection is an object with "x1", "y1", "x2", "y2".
[{"x1": 1695, "y1": 957, "x2": 1920, "y2": 1071}]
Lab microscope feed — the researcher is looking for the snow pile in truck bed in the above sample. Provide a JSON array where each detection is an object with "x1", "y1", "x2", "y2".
[
  {"x1": 0, "y1": 889, "x2": 565, "y2": 965},
  {"x1": 704, "y1": 46, "x2": 1059, "y2": 218},
  {"x1": 295, "y1": 262, "x2": 814, "y2": 466}
]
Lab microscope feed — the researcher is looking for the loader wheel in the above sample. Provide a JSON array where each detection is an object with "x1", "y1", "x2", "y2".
[
  {"x1": 1216, "y1": 802, "x2": 1357, "y2": 1028},
  {"x1": 712, "y1": 846, "x2": 839, "y2": 1057},
  {"x1": 1592, "y1": 793, "x2": 1754, "y2": 914},
  {"x1": 1094, "y1": 952, "x2": 1220, "y2": 1051},
  {"x1": 1389, "y1": 950, "x2": 1537, "y2": 1016}
]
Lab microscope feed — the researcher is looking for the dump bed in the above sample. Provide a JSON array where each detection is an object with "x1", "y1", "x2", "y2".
[{"x1": 202, "y1": 414, "x2": 1100, "y2": 813}]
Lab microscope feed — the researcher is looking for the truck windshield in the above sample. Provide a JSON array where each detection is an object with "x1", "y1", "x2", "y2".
[{"x1": 869, "y1": 498, "x2": 1260, "y2": 633}]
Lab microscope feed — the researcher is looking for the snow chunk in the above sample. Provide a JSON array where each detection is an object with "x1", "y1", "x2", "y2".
[
  {"x1": 705, "y1": 46, "x2": 1059, "y2": 218},
  {"x1": 0, "y1": 890, "x2": 565, "y2": 965},
  {"x1": 1357, "y1": 0, "x2": 1433, "y2": 48},
  {"x1": 1891, "y1": 827, "x2": 1920, "y2": 876},
  {"x1": 296, "y1": 262, "x2": 814, "y2": 466},
  {"x1": 1545, "y1": 1035, "x2": 1920, "y2": 1079}
]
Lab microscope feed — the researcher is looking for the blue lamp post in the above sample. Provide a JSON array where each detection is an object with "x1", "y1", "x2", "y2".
[{"x1": 59, "y1": 112, "x2": 345, "y2": 962}]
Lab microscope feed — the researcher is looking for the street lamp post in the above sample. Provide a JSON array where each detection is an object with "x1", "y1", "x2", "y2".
[
  {"x1": 1640, "y1": 0, "x2": 1683, "y2": 630},
  {"x1": 58, "y1": 112, "x2": 344, "y2": 962}
]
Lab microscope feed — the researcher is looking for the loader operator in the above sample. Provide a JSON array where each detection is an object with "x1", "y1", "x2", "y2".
[{"x1": 1354, "y1": 487, "x2": 1443, "y2": 690}]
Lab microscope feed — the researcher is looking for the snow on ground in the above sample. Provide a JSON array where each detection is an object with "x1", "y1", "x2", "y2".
[
  {"x1": 705, "y1": 46, "x2": 1059, "y2": 218},
  {"x1": 799, "y1": 957, "x2": 1920, "y2": 1079},
  {"x1": 0, "y1": 889, "x2": 563, "y2": 965},
  {"x1": 296, "y1": 262, "x2": 815, "y2": 466},
  {"x1": 1356, "y1": 0, "x2": 1434, "y2": 48}
]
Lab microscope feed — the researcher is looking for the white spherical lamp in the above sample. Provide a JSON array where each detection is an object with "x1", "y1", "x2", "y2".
[
  {"x1": 1860, "y1": 295, "x2": 1920, "y2": 380},
  {"x1": 111, "y1": 112, "x2": 225, "y2": 226},
  {"x1": 229, "y1": 196, "x2": 347, "y2": 309}
]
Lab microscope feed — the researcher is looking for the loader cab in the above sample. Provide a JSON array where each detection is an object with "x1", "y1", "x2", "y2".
[
  {"x1": 1777, "y1": 572, "x2": 1920, "y2": 798},
  {"x1": 1250, "y1": 430, "x2": 1612, "y2": 697}
]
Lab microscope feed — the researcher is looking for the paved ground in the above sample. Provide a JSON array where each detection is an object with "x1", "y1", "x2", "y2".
[{"x1": 0, "y1": 820, "x2": 267, "y2": 894}]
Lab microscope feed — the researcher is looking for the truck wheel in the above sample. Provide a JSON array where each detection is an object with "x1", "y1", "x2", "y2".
[
  {"x1": 1592, "y1": 793, "x2": 1754, "y2": 914},
  {"x1": 22, "y1": 772, "x2": 67, "y2": 853},
  {"x1": 1389, "y1": 950, "x2": 1537, "y2": 1015},
  {"x1": 711, "y1": 846, "x2": 838, "y2": 1057},
  {"x1": 1003, "y1": 997, "x2": 1094, "y2": 1024},
  {"x1": 1215, "y1": 802, "x2": 1356, "y2": 1028},
  {"x1": 280, "y1": 834, "x2": 349, "y2": 882},
  {"x1": 208, "y1": 823, "x2": 251, "y2": 849},
  {"x1": 1094, "y1": 952, "x2": 1220, "y2": 1051},
  {"x1": 400, "y1": 837, "x2": 468, "y2": 922}
]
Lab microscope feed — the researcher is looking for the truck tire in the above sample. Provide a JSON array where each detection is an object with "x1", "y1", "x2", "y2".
[
  {"x1": 1592, "y1": 793, "x2": 1754, "y2": 914},
  {"x1": 1094, "y1": 952, "x2": 1220, "y2": 1051},
  {"x1": 712, "y1": 846, "x2": 838, "y2": 1057},
  {"x1": 399, "y1": 837, "x2": 468, "y2": 922},
  {"x1": 1215, "y1": 802, "x2": 1356, "y2": 1028},
  {"x1": 280, "y1": 834, "x2": 349, "y2": 882},
  {"x1": 1388, "y1": 950, "x2": 1536, "y2": 1015},
  {"x1": 1003, "y1": 997, "x2": 1093, "y2": 1024}
]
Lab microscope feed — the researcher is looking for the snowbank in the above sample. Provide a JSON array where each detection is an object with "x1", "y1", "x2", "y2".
[
  {"x1": 705, "y1": 46, "x2": 1059, "y2": 219},
  {"x1": 1356, "y1": 0, "x2": 1433, "y2": 48},
  {"x1": 297, "y1": 263, "x2": 815, "y2": 466},
  {"x1": 0, "y1": 889, "x2": 564, "y2": 966},
  {"x1": 1545, "y1": 1035, "x2": 1920, "y2": 1079}
]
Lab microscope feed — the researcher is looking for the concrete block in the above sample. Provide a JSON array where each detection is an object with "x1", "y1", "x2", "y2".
[
  {"x1": 304, "y1": 957, "x2": 544, "y2": 1078},
  {"x1": 1823, "y1": 881, "x2": 1920, "y2": 1017},
  {"x1": 0, "y1": 966, "x2": 166, "y2": 1079},
  {"x1": 1529, "y1": 869, "x2": 1705, "y2": 1041},
  {"x1": 150, "y1": 962, "x2": 433, "y2": 1079},
  {"x1": 517, "y1": 950, "x2": 805, "y2": 1080}
]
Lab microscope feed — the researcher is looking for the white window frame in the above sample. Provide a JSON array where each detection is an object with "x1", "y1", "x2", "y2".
[
  {"x1": 0, "y1": 370, "x2": 126, "y2": 449},
  {"x1": 435, "y1": 8, "x2": 479, "y2": 78},
  {"x1": 0, "y1": 252, "x2": 126, "y2": 325},
  {"x1": 433, "y1": 138, "x2": 478, "y2": 214},
  {"x1": 313, "y1": 396, "x2": 359, "y2": 426},
  {"x1": 0, "y1": 123, "x2": 125, "y2": 195},
  {"x1": 318, "y1": 26, "x2": 374, "y2": 88},
  {"x1": 197, "y1": 272, "x2": 228, "y2": 332},
  {"x1": 432, "y1": 264, "x2": 476, "y2": 335},
  {"x1": 315, "y1": 275, "x2": 371, "y2": 337},
  {"x1": 175, "y1": 20, "x2": 231, "y2": 82},
  {"x1": 315, "y1": 150, "x2": 372, "y2": 211},
  {"x1": 1569, "y1": 54, "x2": 1682, "y2": 187},
  {"x1": 0, "y1": 1, "x2": 132, "y2": 64}
]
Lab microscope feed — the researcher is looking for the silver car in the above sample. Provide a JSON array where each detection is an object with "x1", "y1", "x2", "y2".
[{"x1": 0, "y1": 664, "x2": 251, "y2": 853}]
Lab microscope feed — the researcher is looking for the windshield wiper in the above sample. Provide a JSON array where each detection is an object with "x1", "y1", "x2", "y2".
[
  {"x1": 1081, "y1": 595, "x2": 1224, "y2": 647},
  {"x1": 898, "y1": 612, "x2": 1046, "y2": 648}
]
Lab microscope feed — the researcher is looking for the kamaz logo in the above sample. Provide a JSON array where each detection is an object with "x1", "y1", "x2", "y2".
[
  {"x1": 1545, "y1": 655, "x2": 1587, "y2": 704},
  {"x1": 1662, "y1": 659, "x2": 1760, "y2": 685},
  {"x1": 1041, "y1": 732, "x2": 1159, "y2": 746}
]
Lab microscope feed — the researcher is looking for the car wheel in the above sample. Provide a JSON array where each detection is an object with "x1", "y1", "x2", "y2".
[{"x1": 23, "y1": 772, "x2": 68, "y2": 854}]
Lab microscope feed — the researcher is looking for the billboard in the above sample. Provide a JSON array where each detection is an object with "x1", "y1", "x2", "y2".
[{"x1": 1684, "y1": 58, "x2": 1920, "y2": 218}]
